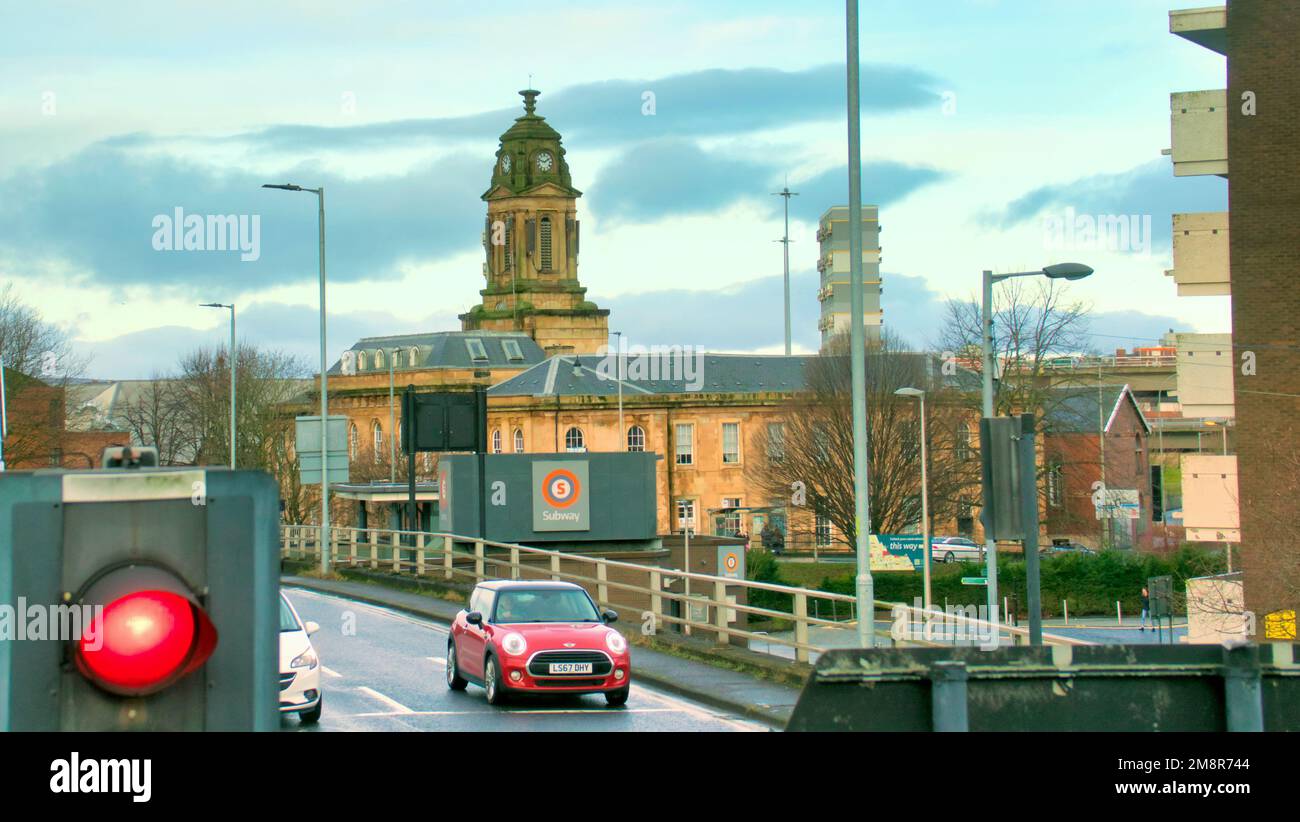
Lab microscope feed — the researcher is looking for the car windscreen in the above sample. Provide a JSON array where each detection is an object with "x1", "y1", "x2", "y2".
[
  {"x1": 492, "y1": 589, "x2": 600, "y2": 623},
  {"x1": 279, "y1": 596, "x2": 302, "y2": 632}
]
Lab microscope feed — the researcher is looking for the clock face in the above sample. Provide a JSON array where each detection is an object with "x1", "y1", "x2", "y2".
[
  {"x1": 500, "y1": 154, "x2": 511, "y2": 173},
  {"x1": 536, "y1": 151, "x2": 553, "y2": 172}
]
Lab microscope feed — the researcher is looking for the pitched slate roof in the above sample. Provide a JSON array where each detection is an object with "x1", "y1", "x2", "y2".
[
  {"x1": 328, "y1": 331, "x2": 545, "y2": 375},
  {"x1": 1042, "y1": 384, "x2": 1150, "y2": 434}
]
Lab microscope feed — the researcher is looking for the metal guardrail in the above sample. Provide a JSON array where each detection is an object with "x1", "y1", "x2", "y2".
[{"x1": 280, "y1": 524, "x2": 1091, "y2": 662}]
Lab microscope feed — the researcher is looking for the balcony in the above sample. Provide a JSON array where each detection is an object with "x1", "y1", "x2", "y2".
[
  {"x1": 1166, "y1": 212, "x2": 1229, "y2": 296},
  {"x1": 1169, "y1": 5, "x2": 1226, "y2": 56},
  {"x1": 1168, "y1": 89, "x2": 1228, "y2": 177}
]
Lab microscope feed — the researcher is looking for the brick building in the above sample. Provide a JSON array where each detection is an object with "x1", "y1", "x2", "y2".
[{"x1": 1, "y1": 367, "x2": 125, "y2": 469}]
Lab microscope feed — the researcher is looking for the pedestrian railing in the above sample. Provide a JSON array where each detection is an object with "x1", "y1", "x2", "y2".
[{"x1": 279, "y1": 524, "x2": 1091, "y2": 662}]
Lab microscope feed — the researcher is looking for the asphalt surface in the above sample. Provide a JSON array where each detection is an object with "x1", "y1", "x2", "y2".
[{"x1": 280, "y1": 588, "x2": 769, "y2": 733}]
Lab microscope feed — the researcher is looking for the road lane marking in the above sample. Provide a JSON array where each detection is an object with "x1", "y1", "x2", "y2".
[
  {"x1": 631, "y1": 685, "x2": 765, "y2": 732},
  {"x1": 348, "y1": 708, "x2": 680, "y2": 718},
  {"x1": 356, "y1": 686, "x2": 415, "y2": 715},
  {"x1": 283, "y1": 588, "x2": 449, "y2": 634},
  {"x1": 320, "y1": 665, "x2": 343, "y2": 678}
]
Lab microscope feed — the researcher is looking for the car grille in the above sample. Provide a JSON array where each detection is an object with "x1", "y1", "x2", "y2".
[
  {"x1": 527, "y1": 650, "x2": 613, "y2": 677},
  {"x1": 533, "y1": 678, "x2": 607, "y2": 688},
  {"x1": 279, "y1": 672, "x2": 296, "y2": 692}
]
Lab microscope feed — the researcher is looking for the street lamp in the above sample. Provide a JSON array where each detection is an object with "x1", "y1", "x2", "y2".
[
  {"x1": 981, "y1": 262, "x2": 1093, "y2": 635},
  {"x1": 845, "y1": 0, "x2": 875, "y2": 648},
  {"x1": 612, "y1": 331, "x2": 624, "y2": 448},
  {"x1": 263, "y1": 182, "x2": 330, "y2": 574},
  {"x1": 200, "y1": 302, "x2": 236, "y2": 469},
  {"x1": 895, "y1": 387, "x2": 931, "y2": 613},
  {"x1": 388, "y1": 347, "x2": 397, "y2": 484}
]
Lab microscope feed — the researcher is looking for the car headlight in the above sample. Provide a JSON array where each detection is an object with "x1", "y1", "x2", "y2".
[
  {"x1": 605, "y1": 630, "x2": 627, "y2": 655},
  {"x1": 501, "y1": 632, "x2": 527, "y2": 656},
  {"x1": 291, "y1": 648, "x2": 318, "y2": 669}
]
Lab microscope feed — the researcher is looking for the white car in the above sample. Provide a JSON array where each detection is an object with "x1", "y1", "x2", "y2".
[
  {"x1": 279, "y1": 593, "x2": 323, "y2": 724},
  {"x1": 931, "y1": 536, "x2": 983, "y2": 564}
]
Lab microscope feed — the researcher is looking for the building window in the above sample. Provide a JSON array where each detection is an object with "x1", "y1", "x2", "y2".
[
  {"x1": 766, "y1": 422, "x2": 785, "y2": 462},
  {"x1": 349, "y1": 423, "x2": 359, "y2": 459},
  {"x1": 815, "y1": 514, "x2": 832, "y2": 548},
  {"x1": 676, "y1": 499, "x2": 696, "y2": 532},
  {"x1": 627, "y1": 425, "x2": 646, "y2": 452},
  {"x1": 513, "y1": 428, "x2": 525, "y2": 453},
  {"x1": 465, "y1": 338, "x2": 489, "y2": 362},
  {"x1": 539, "y1": 216, "x2": 553, "y2": 272},
  {"x1": 675, "y1": 423, "x2": 694, "y2": 465},
  {"x1": 1047, "y1": 463, "x2": 1063, "y2": 507},
  {"x1": 422, "y1": 452, "x2": 432, "y2": 472},
  {"x1": 722, "y1": 497, "x2": 742, "y2": 536},
  {"x1": 502, "y1": 339, "x2": 524, "y2": 362},
  {"x1": 408, "y1": 347, "x2": 419, "y2": 367},
  {"x1": 491, "y1": 429, "x2": 502, "y2": 454},
  {"x1": 357, "y1": 350, "x2": 368, "y2": 371},
  {"x1": 722, "y1": 422, "x2": 740, "y2": 464},
  {"x1": 375, "y1": 348, "x2": 385, "y2": 369},
  {"x1": 565, "y1": 427, "x2": 585, "y2": 452},
  {"x1": 396, "y1": 420, "x2": 402, "y2": 452},
  {"x1": 372, "y1": 421, "x2": 383, "y2": 462},
  {"x1": 955, "y1": 426, "x2": 972, "y2": 461},
  {"x1": 504, "y1": 218, "x2": 513, "y2": 271}
]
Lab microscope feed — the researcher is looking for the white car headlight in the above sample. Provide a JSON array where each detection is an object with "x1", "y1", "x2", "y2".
[
  {"x1": 501, "y1": 632, "x2": 527, "y2": 656},
  {"x1": 291, "y1": 648, "x2": 318, "y2": 669},
  {"x1": 605, "y1": 630, "x2": 627, "y2": 654}
]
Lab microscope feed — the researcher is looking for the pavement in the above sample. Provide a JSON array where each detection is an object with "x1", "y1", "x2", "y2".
[{"x1": 281, "y1": 575, "x2": 802, "y2": 729}]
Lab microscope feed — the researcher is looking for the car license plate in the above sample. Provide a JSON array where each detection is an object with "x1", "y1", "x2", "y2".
[{"x1": 548, "y1": 662, "x2": 593, "y2": 674}]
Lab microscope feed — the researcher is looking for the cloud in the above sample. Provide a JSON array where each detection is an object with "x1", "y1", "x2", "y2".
[
  {"x1": 120, "y1": 63, "x2": 943, "y2": 155},
  {"x1": 0, "y1": 145, "x2": 486, "y2": 293},
  {"x1": 586, "y1": 138, "x2": 947, "y2": 225},
  {"x1": 979, "y1": 158, "x2": 1228, "y2": 251}
]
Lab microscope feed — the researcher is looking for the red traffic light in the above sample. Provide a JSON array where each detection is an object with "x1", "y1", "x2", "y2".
[{"x1": 75, "y1": 579, "x2": 218, "y2": 697}]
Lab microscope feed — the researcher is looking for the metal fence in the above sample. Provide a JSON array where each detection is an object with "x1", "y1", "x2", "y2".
[{"x1": 280, "y1": 524, "x2": 1091, "y2": 662}]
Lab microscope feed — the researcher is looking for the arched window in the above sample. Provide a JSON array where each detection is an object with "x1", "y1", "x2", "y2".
[
  {"x1": 491, "y1": 429, "x2": 502, "y2": 454},
  {"x1": 539, "y1": 216, "x2": 553, "y2": 272},
  {"x1": 357, "y1": 350, "x2": 368, "y2": 370},
  {"x1": 408, "y1": 347, "x2": 418, "y2": 367},
  {"x1": 564, "y1": 427, "x2": 585, "y2": 452},
  {"x1": 513, "y1": 428, "x2": 525, "y2": 453},
  {"x1": 396, "y1": 420, "x2": 402, "y2": 451},
  {"x1": 349, "y1": 423, "x2": 359, "y2": 459},
  {"x1": 627, "y1": 425, "x2": 646, "y2": 452},
  {"x1": 375, "y1": 349, "x2": 385, "y2": 369},
  {"x1": 372, "y1": 421, "x2": 383, "y2": 462},
  {"x1": 504, "y1": 217, "x2": 513, "y2": 271}
]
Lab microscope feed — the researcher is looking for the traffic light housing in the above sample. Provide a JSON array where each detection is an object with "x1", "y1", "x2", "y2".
[{"x1": 0, "y1": 466, "x2": 280, "y2": 730}]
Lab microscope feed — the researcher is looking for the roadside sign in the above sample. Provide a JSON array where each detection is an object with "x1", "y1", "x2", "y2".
[
  {"x1": 717, "y1": 545, "x2": 744, "y2": 580},
  {"x1": 295, "y1": 414, "x2": 350, "y2": 484},
  {"x1": 532, "y1": 460, "x2": 590, "y2": 532},
  {"x1": 962, "y1": 577, "x2": 988, "y2": 586}
]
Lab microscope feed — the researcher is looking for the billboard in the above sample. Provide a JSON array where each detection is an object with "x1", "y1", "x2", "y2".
[{"x1": 532, "y1": 461, "x2": 590, "y2": 532}]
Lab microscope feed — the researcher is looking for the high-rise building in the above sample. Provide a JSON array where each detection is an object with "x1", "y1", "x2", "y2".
[
  {"x1": 1168, "y1": 1, "x2": 1300, "y2": 632},
  {"x1": 460, "y1": 89, "x2": 610, "y2": 356},
  {"x1": 815, "y1": 206, "x2": 882, "y2": 350}
]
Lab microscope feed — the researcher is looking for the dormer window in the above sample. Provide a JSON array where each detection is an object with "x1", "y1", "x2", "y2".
[
  {"x1": 357, "y1": 350, "x2": 368, "y2": 370},
  {"x1": 465, "y1": 338, "x2": 489, "y2": 362},
  {"x1": 503, "y1": 339, "x2": 524, "y2": 362},
  {"x1": 408, "y1": 347, "x2": 419, "y2": 367}
]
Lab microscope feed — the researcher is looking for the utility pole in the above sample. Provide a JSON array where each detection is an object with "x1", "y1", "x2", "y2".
[
  {"x1": 845, "y1": 0, "x2": 874, "y2": 648},
  {"x1": 773, "y1": 184, "x2": 799, "y2": 356}
]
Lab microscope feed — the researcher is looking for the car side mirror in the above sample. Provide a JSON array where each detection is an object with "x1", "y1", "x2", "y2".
[
  {"x1": 601, "y1": 608, "x2": 619, "y2": 624},
  {"x1": 466, "y1": 611, "x2": 484, "y2": 626},
  {"x1": 303, "y1": 620, "x2": 320, "y2": 636}
]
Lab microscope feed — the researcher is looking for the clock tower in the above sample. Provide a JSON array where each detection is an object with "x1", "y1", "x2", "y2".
[{"x1": 460, "y1": 89, "x2": 610, "y2": 356}]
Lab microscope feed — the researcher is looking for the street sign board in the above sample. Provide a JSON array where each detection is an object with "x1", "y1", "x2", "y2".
[
  {"x1": 962, "y1": 577, "x2": 989, "y2": 586},
  {"x1": 295, "y1": 414, "x2": 350, "y2": 484},
  {"x1": 532, "y1": 460, "x2": 591, "y2": 532},
  {"x1": 1095, "y1": 488, "x2": 1140, "y2": 520},
  {"x1": 979, "y1": 417, "x2": 1023, "y2": 540},
  {"x1": 717, "y1": 545, "x2": 744, "y2": 580},
  {"x1": 402, "y1": 387, "x2": 486, "y2": 453}
]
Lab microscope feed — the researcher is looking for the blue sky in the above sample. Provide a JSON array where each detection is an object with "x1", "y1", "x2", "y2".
[{"x1": 0, "y1": 0, "x2": 1229, "y2": 378}]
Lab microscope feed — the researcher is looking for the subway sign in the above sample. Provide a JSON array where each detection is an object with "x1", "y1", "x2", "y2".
[{"x1": 532, "y1": 461, "x2": 590, "y2": 532}]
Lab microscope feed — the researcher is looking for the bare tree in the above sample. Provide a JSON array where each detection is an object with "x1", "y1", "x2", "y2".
[
  {"x1": 115, "y1": 376, "x2": 195, "y2": 465},
  {"x1": 747, "y1": 331, "x2": 981, "y2": 549}
]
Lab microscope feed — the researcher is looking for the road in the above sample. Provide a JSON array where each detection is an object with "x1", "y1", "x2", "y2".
[{"x1": 280, "y1": 588, "x2": 769, "y2": 732}]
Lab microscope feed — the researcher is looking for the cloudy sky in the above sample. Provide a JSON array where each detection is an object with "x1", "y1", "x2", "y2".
[{"x1": 0, "y1": 0, "x2": 1229, "y2": 379}]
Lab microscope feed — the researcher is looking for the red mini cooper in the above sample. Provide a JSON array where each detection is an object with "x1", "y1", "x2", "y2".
[{"x1": 446, "y1": 580, "x2": 631, "y2": 706}]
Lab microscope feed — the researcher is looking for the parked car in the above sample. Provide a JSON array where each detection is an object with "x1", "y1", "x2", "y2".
[
  {"x1": 931, "y1": 536, "x2": 983, "y2": 564},
  {"x1": 447, "y1": 580, "x2": 631, "y2": 706},
  {"x1": 1041, "y1": 542, "x2": 1097, "y2": 556},
  {"x1": 279, "y1": 593, "x2": 323, "y2": 724}
]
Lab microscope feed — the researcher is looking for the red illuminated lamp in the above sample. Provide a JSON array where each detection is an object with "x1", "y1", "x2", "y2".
[{"x1": 74, "y1": 575, "x2": 219, "y2": 696}]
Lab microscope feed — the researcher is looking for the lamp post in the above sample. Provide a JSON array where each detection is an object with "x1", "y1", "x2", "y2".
[
  {"x1": 981, "y1": 262, "x2": 1093, "y2": 636},
  {"x1": 389, "y1": 347, "x2": 397, "y2": 484},
  {"x1": 772, "y1": 185, "x2": 799, "y2": 355},
  {"x1": 612, "y1": 331, "x2": 624, "y2": 448},
  {"x1": 895, "y1": 387, "x2": 931, "y2": 612},
  {"x1": 845, "y1": 0, "x2": 875, "y2": 648},
  {"x1": 200, "y1": 302, "x2": 236, "y2": 468},
  {"x1": 263, "y1": 183, "x2": 330, "y2": 575}
]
